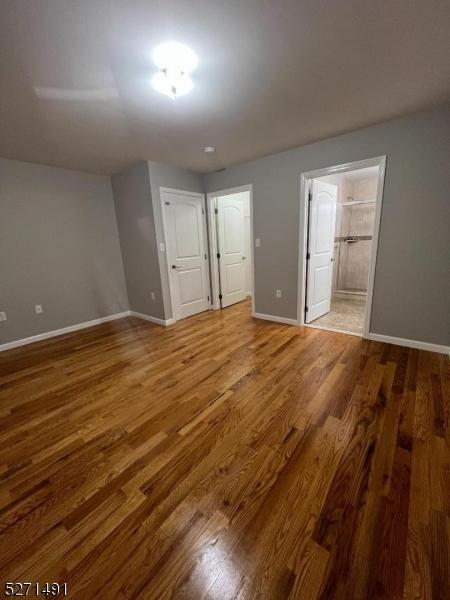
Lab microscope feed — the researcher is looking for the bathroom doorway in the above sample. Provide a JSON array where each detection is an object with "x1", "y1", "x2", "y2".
[{"x1": 298, "y1": 157, "x2": 386, "y2": 337}]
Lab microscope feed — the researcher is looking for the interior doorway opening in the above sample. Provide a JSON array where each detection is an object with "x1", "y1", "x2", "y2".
[
  {"x1": 207, "y1": 185, "x2": 254, "y2": 311},
  {"x1": 299, "y1": 157, "x2": 386, "y2": 337}
]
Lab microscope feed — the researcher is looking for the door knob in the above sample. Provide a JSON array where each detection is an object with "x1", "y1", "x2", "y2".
[{"x1": 171, "y1": 265, "x2": 181, "y2": 269}]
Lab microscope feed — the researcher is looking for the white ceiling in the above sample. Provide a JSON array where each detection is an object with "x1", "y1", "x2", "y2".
[{"x1": 1, "y1": 1, "x2": 449, "y2": 175}]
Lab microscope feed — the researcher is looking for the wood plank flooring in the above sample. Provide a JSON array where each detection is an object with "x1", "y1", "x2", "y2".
[{"x1": 0, "y1": 300, "x2": 449, "y2": 599}]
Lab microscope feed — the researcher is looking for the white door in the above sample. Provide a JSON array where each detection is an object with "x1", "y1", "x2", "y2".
[
  {"x1": 162, "y1": 191, "x2": 209, "y2": 320},
  {"x1": 305, "y1": 179, "x2": 337, "y2": 323},
  {"x1": 217, "y1": 194, "x2": 247, "y2": 308}
]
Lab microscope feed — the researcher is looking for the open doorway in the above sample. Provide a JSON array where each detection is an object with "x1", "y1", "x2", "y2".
[
  {"x1": 299, "y1": 157, "x2": 386, "y2": 337},
  {"x1": 207, "y1": 185, "x2": 254, "y2": 311}
]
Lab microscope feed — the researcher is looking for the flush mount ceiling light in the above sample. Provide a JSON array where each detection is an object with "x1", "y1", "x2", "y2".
[
  {"x1": 151, "y1": 42, "x2": 197, "y2": 98},
  {"x1": 204, "y1": 146, "x2": 215, "y2": 153}
]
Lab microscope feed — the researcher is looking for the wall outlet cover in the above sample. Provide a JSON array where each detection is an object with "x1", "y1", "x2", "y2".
[
  {"x1": 35, "y1": 304, "x2": 43, "y2": 314},
  {"x1": 255, "y1": 238, "x2": 261, "y2": 247},
  {"x1": 276, "y1": 290, "x2": 282, "y2": 298}
]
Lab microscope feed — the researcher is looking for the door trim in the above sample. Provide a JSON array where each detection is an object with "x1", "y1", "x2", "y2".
[
  {"x1": 297, "y1": 156, "x2": 387, "y2": 338},
  {"x1": 206, "y1": 184, "x2": 255, "y2": 314},
  {"x1": 160, "y1": 187, "x2": 211, "y2": 324}
]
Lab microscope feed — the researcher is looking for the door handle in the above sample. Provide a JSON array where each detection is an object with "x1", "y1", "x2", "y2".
[
  {"x1": 171, "y1": 265, "x2": 181, "y2": 269},
  {"x1": 330, "y1": 257, "x2": 335, "y2": 262},
  {"x1": 242, "y1": 256, "x2": 246, "y2": 260}
]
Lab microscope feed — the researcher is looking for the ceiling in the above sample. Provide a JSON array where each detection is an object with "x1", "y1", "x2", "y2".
[{"x1": 1, "y1": 1, "x2": 449, "y2": 175}]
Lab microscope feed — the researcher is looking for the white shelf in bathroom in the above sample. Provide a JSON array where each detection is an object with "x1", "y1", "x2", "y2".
[{"x1": 340, "y1": 199, "x2": 376, "y2": 206}]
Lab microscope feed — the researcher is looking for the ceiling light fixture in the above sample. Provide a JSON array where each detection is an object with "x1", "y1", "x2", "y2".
[
  {"x1": 151, "y1": 42, "x2": 197, "y2": 98},
  {"x1": 204, "y1": 146, "x2": 215, "y2": 153}
]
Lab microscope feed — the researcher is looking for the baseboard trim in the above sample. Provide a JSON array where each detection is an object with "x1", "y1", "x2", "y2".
[
  {"x1": 129, "y1": 311, "x2": 175, "y2": 327},
  {"x1": 0, "y1": 312, "x2": 130, "y2": 352},
  {"x1": 3, "y1": 311, "x2": 445, "y2": 355},
  {"x1": 252, "y1": 312, "x2": 297, "y2": 326},
  {"x1": 368, "y1": 333, "x2": 450, "y2": 355}
]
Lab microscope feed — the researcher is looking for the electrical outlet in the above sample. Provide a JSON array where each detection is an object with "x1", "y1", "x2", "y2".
[
  {"x1": 255, "y1": 238, "x2": 261, "y2": 248},
  {"x1": 0, "y1": 311, "x2": 6, "y2": 321},
  {"x1": 275, "y1": 290, "x2": 282, "y2": 298},
  {"x1": 159, "y1": 242, "x2": 165, "y2": 252},
  {"x1": 35, "y1": 304, "x2": 43, "y2": 314},
  {"x1": 150, "y1": 292, "x2": 156, "y2": 300}
]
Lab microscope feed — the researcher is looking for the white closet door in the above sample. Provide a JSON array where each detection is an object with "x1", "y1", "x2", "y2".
[
  {"x1": 306, "y1": 180, "x2": 337, "y2": 323},
  {"x1": 217, "y1": 195, "x2": 247, "y2": 308},
  {"x1": 163, "y1": 191, "x2": 209, "y2": 320}
]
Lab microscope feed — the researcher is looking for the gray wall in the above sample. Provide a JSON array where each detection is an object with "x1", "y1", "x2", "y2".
[
  {"x1": 203, "y1": 106, "x2": 450, "y2": 346},
  {"x1": 111, "y1": 162, "x2": 164, "y2": 319},
  {"x1": 148, "y1": 161, "x2": 204, "y2": 320},
  {"x1": 0, "y1": 158, "x2": 128, "y2": 344}
]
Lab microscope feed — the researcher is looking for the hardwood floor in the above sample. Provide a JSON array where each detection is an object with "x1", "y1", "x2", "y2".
[{"x1": 0, "y1": 300, "x2": 449, "y2": 599}]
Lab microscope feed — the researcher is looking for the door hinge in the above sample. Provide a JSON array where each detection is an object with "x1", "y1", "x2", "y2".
[
  {"x1": 306, "y1": 252, "x2": 310, "y2": 260},
  {"x1": 205, "y1": 253, "x2": 207, "y2": 260},
  {"x1": 219, "y1": 294, "x2": 223, "y2": 300},
  {"x1": 214, "y1": 208, "x2": 218, "y2": 214},
  {"x1": 202, "y1": 208, "x2": 205, "y2": 215},
  {"x1": 308, "y1": 192, "x2": 312, "y2": 202},
  {"x1": 207, "y1": 295, "x2": 210, "y2": 301},
  {"x1": 217, "y1": 252, "x2": 220, "y2": 259},
  {"x1": 305, "y1": 306, "x2": 309, "y2": 312}
]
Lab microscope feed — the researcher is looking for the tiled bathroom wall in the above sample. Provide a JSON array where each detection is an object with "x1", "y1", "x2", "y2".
[{"x1": 335, "y1": 175, "x2": 377, "y2": 293}]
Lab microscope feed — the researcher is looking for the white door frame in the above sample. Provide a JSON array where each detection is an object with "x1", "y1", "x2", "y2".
[
  {"x1": 160, "y1": 187, "x2": 211, "y2": 323},
  {"x1": 297, "y1": 156, "x2": 386, "y2": 338},
  {"x1": 206, "y1": 184, "x2": 255, "y2": 314}
]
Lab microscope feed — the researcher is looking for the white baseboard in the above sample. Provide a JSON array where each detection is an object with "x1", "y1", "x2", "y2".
[
  {"x1": 368, "y1": 333, "x2": 450, "y2": 355},
  {"x1": 0, "y1": 312, "x2": 130, "y2": 352},
  {"x1": 129, "y1": 311, "x2": 175, "y2": 327},
  {"x1": 252, "y1": 312, "x2": 297, "y2": 326},
  {"x1": 3, "y1": 309, "x2": 445, "y2": 357},
  {"x1": 0, "y1": 309, "x2": 177, "y2": 352}
]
